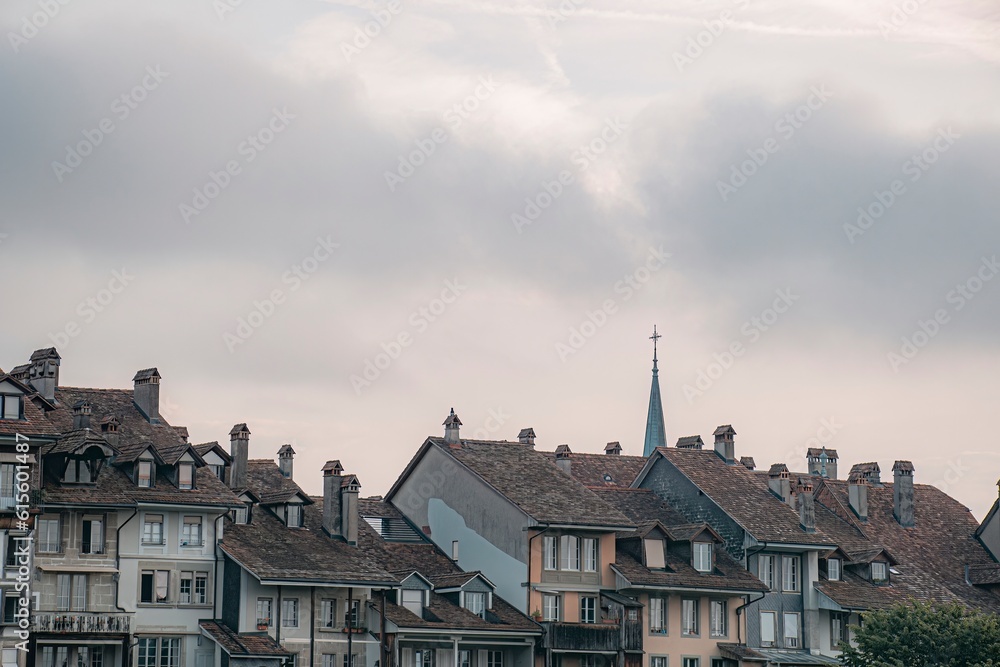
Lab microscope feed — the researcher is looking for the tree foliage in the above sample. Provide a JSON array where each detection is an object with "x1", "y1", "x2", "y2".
[{"x1": 839, "y1": 600, "x2": 1000, "y2": 667}]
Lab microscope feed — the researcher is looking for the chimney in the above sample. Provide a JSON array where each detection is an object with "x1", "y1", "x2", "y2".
[
  {"x1": 341, "y1": 474, "x2": 360, "y2": 545},
  {"x1": 132, "y1": 368, "x2": 161, "y2": 424},
  {"x1": 892, "y1": 460, "x2": 915, "y2": 528},
  {"x1": 740, "y1": 456, "x2": 756, "y2": 471},
  {"x1": 807, "y1": 447, "x2": 839, "y2": 480},
  {"x1": 278, "y1": 444, "x2": 295, "y2": 479},
  {"x1": 768, "y1": 464, "x2": 792, "y2": 505},
  {"x1": 100, "y1": 415, "x2": 120, "y2": 448},
  {"x1": 518, "y1": 428, "x2": 536, "y2": 447},
  {"x1": 554, "y1": 444, "x2": 572, "y2": 475},
  {"x1": 229, "y1": 423, "x2": 250, "y2": 489},
  {"x1": 451, "y1": 540, "x2": 459, "y2": 561},
  {"x1": 713, "y1": 425, "x2": 736, "y2": 464},
  {"x1": 28, "y1": 347, "x2": 61, "y2": 402},
  {"x1": 848, "y1": 472, "x2": 869, "y2": 521},
  {"x1": 72, "y1": 400, "x2": 92, "y2": 430},
  {"x1": 676, "y1": 435, "x2": 704, "y2": 450},
  {"x1": 604, "y1": 441, "x2": 622, "y2": 456},
  {"x1": 322, "y1": 460, "x2": 344, "y2": 538},
  {"x1": 443, "y1": 408, "x2": 462, "y2": 445},
  {"x1": 798, "y1": 478, "x2": 816, "y2": 532},
  {"x1": 849, "y1": 462, "x2": 881, "y2": 486}
]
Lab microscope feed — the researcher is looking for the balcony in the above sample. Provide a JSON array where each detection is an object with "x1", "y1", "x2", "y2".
[
  {"x1": 541, "y1": 621, "x2": 642, "y2": 653},
  {"x1": 33, "y1": 613, "x2": 131, "y2": 634}
]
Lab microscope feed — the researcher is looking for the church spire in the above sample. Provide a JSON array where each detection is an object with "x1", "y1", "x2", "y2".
[{"x1": 643, "y1": 326, "x2": 667, "y2": 456}]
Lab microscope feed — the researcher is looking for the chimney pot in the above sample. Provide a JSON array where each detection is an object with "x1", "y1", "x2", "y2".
[
  {"x1": 768, "y1": 464, "x2": 793, "y2": 505},
  {"x1": 739, "y1": 456, "x2": 756, "y2": 470},
  {"x1": 72, "y1": 400, "x2": 92, "y2": 430},
  {"x1": 713, "y1": 425, "x2": 736, "y2": 464},
  {"x1": 798, "y1": 478, "x2": 816, "y2": 532},
  {"x1": 322, "y1": 462, "x2": 343, "y2": 538},
  {"x1": 554, "y1": 444, "x2": 572, "y2": 475},
  {"x1": 132, "y1": 368, "x2": 161, "y2": 424},
  {"x1": 228, "y1": 423, "x2": 250, "y2": 489},
  {"x1": 278, "y1": 444, "x2": 295, "y2": 479},
  {"x1": 892, "y1": 460, "x2": 915, "y2": 528},
  {"x1": 807, "y1": 447, "x2": 839, "y2": 480},
  {"x1": 28, "y1": 347, "x2": 61, "y2": 402},
  {"x1": 676, "y1": 435, "x2": 704, "y2": 450},
  {"x1": 518, "y1": 428, "x2": 536, "y2": 447},
  {"x1": 848, "y1": 472, "x2": 869, "y2": 521},
  {"x1": 340, "y1": 474, "x2": 360, "y2": 545},
  {"x1": 443, "y1": 408, "x2": 462, "y2": 445},
  {"x1": 604, "y1": 441, "x2": 622, "y2": 456}
]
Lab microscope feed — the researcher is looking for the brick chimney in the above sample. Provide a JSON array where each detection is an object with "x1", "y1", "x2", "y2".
[
  {"x1": 72, "y1": 400, "x2": 91, "y2": 430},
  {"x1": 768, "y1": 464, "x2": 792, "y2": 505},
  {"x1": 229, "y1": 423, "x2": 250, "y2": 489},
  {"x1": 713, "y1": 425, "x2": 736, "y2": 464},
  {"x1": 848, "y1": 471, "x2": 869, "y2": 521},
  {"x1": 676, "y1": 435, "x2": 704, "y2": 450},
  {"x1": 807, "y1": 447, "x2": 839, "y2": 480},
  {"x1": 892, "y1": 460, "x2": 915, "y2": 528},
  {"x1": 604, "y1": 441, "x2": 622, "y2": 456},
  {"x1": 28, "y1": 347, "x2": 60, "y2": 402},
  {"x1": 797, "y1": 478, "x2": 816, "y2": 532},
  {"x1": 322, "y1": 460, "x2": 344, "y2": 538},
  {"x1": 554, "y1": 444, "x2": 572, "y2": 475},
  {"x1": 341, "y1": 474, "x2": 360, "y2": 545},
  {"x1": 518, "y1": 428, "x2": 536, "y2": 447},
  {"x1": 443, "y1": 408, "x2": 462, "y2": 445},
  {"x1": 132, "y1": 368, "x2": 161, "y2": 424},
  {"x1": 278, "y1": 444, "x2": 295, "y2": 479}
]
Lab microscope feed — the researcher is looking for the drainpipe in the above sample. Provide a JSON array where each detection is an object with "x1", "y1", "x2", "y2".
[
  {"x1": 310, "y1": 586, "x2": 316, "y2": 667},
  {"x1": 114, "y1": 507, "x2": 139, "y2": 613},
  {"x1": 526, "y1": 526, "x2": 552, "y2": 667},
  {"x1": 380, "y1": 593, "x2": 388, "y2": 667},
  {"x1": 347, "y1": 587, "x2": 354, "y2": 667},
  {"x1": 735, "y1": 592, "x2": 767, "y2": 644},
  {"x1": 277, "y1": 585, "x2": 283, "y2": 644},
  {"x1": 210, "y1": 509, "x2": 229, "y2": 621}
]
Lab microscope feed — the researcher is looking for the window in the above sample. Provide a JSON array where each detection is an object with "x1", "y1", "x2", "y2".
[
  {"x1": 0, "y1": 464, "x2": 15, "y2": 509},
  {"x1": 138, "y1": 460, "x2": 153, "y2": 487},
  {"x1": 3, "y1": 593, "x2": 16, "y2": 623},
  {"x1": 233, "y1": 505, "x2": 249, "y2": 524},
  {"x1": 828, "y1": 558, "x2": 841, "y2": 581},
  {"x1": 401, "y1": 589, "x2": 423, "y2": 616},
  {"x1": 181, "y1": 516, "x2": 202, "y2": 546},
  {"x1": 459, "y1": 651, "x2": 471, "y2": 667},
  {"x1": 650, "y1": 659, "x2": 667, "y2": 667},
  {"x1": 783, "y1": 612, "x2": 800, "y2": 648},
  {"x1": 345, "y1": 598, "x2": 360, "y2": 627},
  {"x1": 210, "y1": 464, "x2": 225, "y2": 481},
  {"x1": 681, "y1": 599, "x2": 699, "y2": 636},
  {"x1": 560, "y1": 535, "x2": 580, "y2": 570},
  {"x1": 583, "y1": 538, "x2": 598, "y2": 572},
  {"x1": 137, "y1": 638, "x2": 180, "y2": 667},
  {"x1": 140, "y1": 570, "x2": 169, "y2": 603},
  {"x1": 871, "y1": 562, "x2": 888, "y2": 583},
  {"x1": 321, "y1": 599, "x2": 336, "y2": 628},
  {"x1": 256, "y1": 597, "x2": 273, "y2": 627},
  {"x1": 644, "y1": 538, "x2": 665, "y2": 569},
  {"x1": 831, "y1": 612, "x2": 848, "y2": 646},
  {"x1": 649, "y1": 596, "x2": 667, "y2": 634},
  {"x1": 282, "y1": 598, "x2": 299, "y2": 627},
  {"x1": 0, "y1": 395, "x2": 22, "y2": 420},
  {"x1": 682, "y1": 659, "x2": 699, "y2": 667},
  {"x1": 758, "y1": 555, "x2": 774, "y2": 590},
  {"x1": 543, "y1": 536, "x2": 557, "y2": 570},
  {"x1": 415, "y1": 650, "x2": 433, "y2": 667},
  {"x1": 580, "y1": 657, "x2": 595, "y2": 667},
  {"x1": 81, "y1": 516, "x2": 104, "y2": 554},
  {"x1": 760, "y1": 611, "x2": 777, "y2": 647},
  {"x1": 287, "y1": 504, "x2": 302, "y2": 528},
  {"x1": 142, "y1": 515, "x2": 163, "y2": 545},
  {"x1": 56, "y1": 574, "x2": 87, "y2": 611},
  {"x1": 180, "y1": 572, "x2": 193, "y2": 604},
  {"x1": 178, "y1": 463, "x2": 195, "y2": 489},
  {"x1": 693, "y1": 543, "x2": 712, "y2": 573},
  {"x1": 464, "y1": 591, "x2": 486, "y2": 617},
  {"x1": 322, "y1": 656, "x2": 336, "y2": 667},
  {"x1": 542, "y1": 594, "x2": 560, "y2": 621},
  {"x1": 580, "y1": 596, "x2": 597, "y2": 624},
  {"x1": 782, "y1": 555, "x2": 800, "y2": 592},
  {"x1": 180, "y1": 572, "x2": 207, "y2": 604},
  {"x1": 38, "y1": 517, "x2": 60, "y2": 553},
  {"x1": 710, "y1": 600, "x2": 727, "y2": 637},
  {"x1": 487, "y1": 651, "x2": 503, "y2": 667},
  {"x1": 344, "y1": 655, "x2": 358, "y2": 667}
]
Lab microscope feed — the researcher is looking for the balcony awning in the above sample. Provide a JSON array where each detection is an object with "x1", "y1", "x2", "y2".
[
  {"x1": 36, "y1": 639, "x2": 124, "y2": 646},
  {"x1": 600, "y1": 591, "x2": 642, "y2": 608},
  {"x1": 751, "y1": 650, "x2": 840, "y2": 665}
]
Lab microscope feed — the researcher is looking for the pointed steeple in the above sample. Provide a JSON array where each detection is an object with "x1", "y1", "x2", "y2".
[{"x1": 643, "y1": 326, "x2": 667, "y2": 456}]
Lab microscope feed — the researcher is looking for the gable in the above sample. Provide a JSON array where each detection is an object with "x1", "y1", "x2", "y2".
[
  {"x1": 0, "y1": 379, "x2": 24, "y2": 395},
  {"x1": 401, "y1": 572, "x2": 433, "y2": 590},
  {"x1": 202, "y1": 450, "x2": 227, "y2": 466},
  {"x1": 459, "y1": 574, "x2": 494, "y2": 594}
]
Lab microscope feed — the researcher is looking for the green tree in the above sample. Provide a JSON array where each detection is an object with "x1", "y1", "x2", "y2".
[{"x1": 840, "y1": 600, "x2": 1000, "y2": 667}]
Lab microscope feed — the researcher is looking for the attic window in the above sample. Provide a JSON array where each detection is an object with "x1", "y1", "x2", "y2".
[
  {"x1": 178, "y1": 463, "x2": 195, "y2": 490},
  {"x1": 286, "y1": 504, "x2": 302, "y2": 528},
  {"x1": 644, "y1": 538, "x2": 666, "y2": 570},
  {"x1": 871, "y1": 562, "x2": 888, "y2": 583},
  {"x1": 0, "y1": 395, "x2": 22, "y2": 421},
  {"x1": 138, "y1": 461, "x2": 153, "y2": 488},
  {"x1": 401, "y1": 589, "x2": 423, "y2": 616},
  {"x1": 464, "y1": 591, "x2": 486, "y2": 618},
  {"x1": 827, "y1": 558, "x2": 841, "y2": 581},
  {"x1": 63, "y1": 459, "x2": 94, "y2": 484},
  {"x1": 693, "y1": 542, "x2": 712, "y2": 573}
]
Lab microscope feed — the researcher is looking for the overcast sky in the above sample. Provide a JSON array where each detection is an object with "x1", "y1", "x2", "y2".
[{"x1": 3, "y1": 0, "x2": 999, "y2": 518}]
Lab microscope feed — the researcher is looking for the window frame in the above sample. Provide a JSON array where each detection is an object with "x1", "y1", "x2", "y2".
[
  {"x1": 648, "y1": 596, "x2": 667, "y2": 634},
  {"x1": 256, "y1": 597, "x2": 273, "y2": 627},
  {"x1": 37, "y1": 517, "x2": 61, "y2": 553},
  {"x1": 281, "y1": 597, "x2": 299, "y2": 628},
  {"x1": 693, "y1": 542, "x2": 712, "y2": 573},
  {"x1": 178, "y1": 462, "x2": 195, "y2": 490},
  {"x1": 831, "y1": 611, "x2": 848, "y2": 647},
  {"x1": 781, "y1": 555, "x2": 800, "y2": 592},
  {"x1": 464, "y1": 591, "x2": 486, "y2": 618},
  {"x1": 871, "y1": 561, "x2": 888, "y2": 583},
  {"x1": 287, "y1": 504, "x2": 302, "y2": 528},
  {"x1": 644, "y1": 538, "x2": 666, "y2": 570},
  {"x1": 582, "y1": 537, "x2": 599, "y2": 572},
  {"x1": 181, "y1": 516, "x2": 203, "y2": 547},
  {"x1": 141, "y1": 515, "x2": 164, "y2": 546},
  {"x1": 0, "y1": 395, "x2": 22, "y2": 421},
  {"x1": 758, "y1": 554, "x2": 774, "y2": 590},
  {"x1": 783, "y1": 612, "x2": 800, "y2": 648},
  {"x1": 487, "y1": 651, "x2": 503, "y2": 667},
  {"x1": 827, "y1": 558, "x2": 841, "y2": 582},
  {"x1": 543, "y1": 536, "x2": 557, "y2": 570},
  {"x1": 136, "y1": 638, "x2": 180, "y2": 667},
  {"x1": 580, "y1": 596, "x2": 597, "y2": 624},
  {"x1": 681, "y1": 598, "x2": 699, "y2": 637},
  {"x1": 760, "y1": 611, "x2": 777, "y2": 647},
  {"x1": 137, "y1": 460, "x2": 154, "y2": 488},
  {"x1": 710, "y1": 599, "x2": 727, "y2": 638},
  {"x1": 81, "y1": 515, "x2": 105, "y2": 555},
  {"x1": 542, "y1": 593, "x2": 560, "y2": 622},
  {"x1": 320, "y1": 598, "x2": 337, "y2": 628},
  {"x1": 559, "y1": 535, "x2": 580, "y2": 571}
]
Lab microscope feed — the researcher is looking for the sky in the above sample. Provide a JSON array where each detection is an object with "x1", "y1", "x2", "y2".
[{"x1": 2, "y1": 0, "x2": 999, "y2": 518}]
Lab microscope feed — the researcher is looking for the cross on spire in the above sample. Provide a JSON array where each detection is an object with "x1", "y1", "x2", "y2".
[
  {"x1": 650, "y1": 325, "x2": 661, "y2": 365},
  {"x1": 643, "y1": 325, "x2": 667, "y2": 456}
]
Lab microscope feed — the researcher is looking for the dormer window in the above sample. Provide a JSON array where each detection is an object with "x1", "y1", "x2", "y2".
[
  {"x1": 209, "y1": 464, "x2": 225, "y2": 481},
  {"x1": 871, "y1": 562, "x2": 888, "y2": 583},
  {"x1": 63, "y1": 459, "x2": 93, "y2": 484},
  {"x1": 828, "y1": 558, "x2": 841, "y2": 581},
  {"x1": 401, "y1": 589, "x2": 423, "y2": 616},
  {"x1": 178, "y1": 463, "x2": 195, "y2": 490},
  {"x1": 286, "y1": 504, "x2": 301, "y2": 528},
  {"x1": 693, "y1": 542, "x2": 712, "y2": 573},
  {"x1": 464, "y1": 591, "x2": 486, "y2": 618},
  {"x1": 644, "y1": 538, "x2": 666, "y2": 569},
  {"x1": 0, "y1": 395, "x2": 22, "y2": 421},
  {"x1": 138, "y1": 460, "x2": 153, "y2": 488}
]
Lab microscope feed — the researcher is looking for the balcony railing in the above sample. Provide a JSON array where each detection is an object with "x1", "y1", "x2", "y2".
[
  {"x1": 33, "y1": 613, "x2": 131, "y2": 634},
  {"x1": 541, "y1": 621, "x2": 643, "y2": 653}
]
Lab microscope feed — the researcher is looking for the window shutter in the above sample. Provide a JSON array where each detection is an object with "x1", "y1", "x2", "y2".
[
  {"x1": 438, "y1": 649, "x2": 453, "y2": 667},
  {"x1": 402, "y1": 649, "x2": 414, "y2": 667}
]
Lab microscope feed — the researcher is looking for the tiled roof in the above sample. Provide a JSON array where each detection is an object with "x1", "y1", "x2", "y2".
[
  {"x1": 0, "y1": 376, "x2": 60, "y2": 438},
  {"x1": 806, "y1": 448, "x2": 839, "y2": 459},
  {"x1": 544, "y1": 451, "x2": 647, "y2": 488},
  {"x1": 967, "y1": 564, "x2": 1000, "y2": 586},
  {"x1": 375, "y1": 591, "x2": 539, "y2": 632},
  {"x1": 194, "y1": 441, "x2": 232, "y2": 463},
  {"x1": 648, "y1": 448, "x2": 835, "y2": 546},
  {"x1": 247, "y1": 460, "x2": 313, "y2": 505},
  {"x1": 42, "y1": 465, "x2": 240, "y2": 508},
  {"x1": 199, "y1": 621, "x2": 291, "y2": 657},
  {"x1": 40, "y1": 428, "x2": 117, "y2": 455},
  {"x1": 717, "y1": 644, "x2": 768, "y2": 662},
  {"x1": 428, "y1": 438, "x2": 633, "y2": 528}
]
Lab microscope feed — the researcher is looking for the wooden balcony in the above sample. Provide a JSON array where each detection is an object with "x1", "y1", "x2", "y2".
[
  {"x1": 33, "y1": 613, "x2": 131, "y2": 634},
  {"x1": 541, "y1": 621, "x2": 642, "y2": 653}
]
